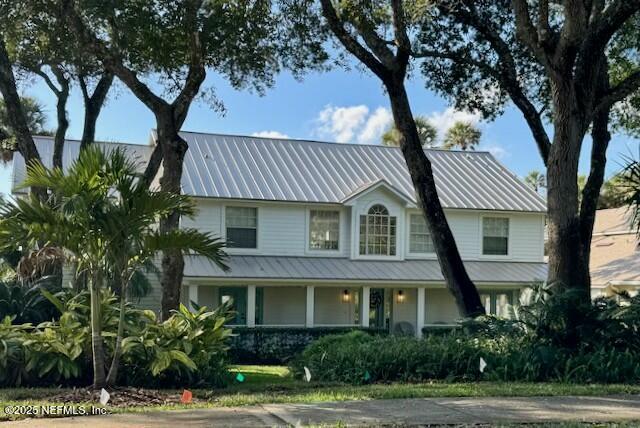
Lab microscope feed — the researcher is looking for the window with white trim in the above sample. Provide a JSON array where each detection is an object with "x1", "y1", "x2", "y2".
[
  {"x1": 225, "y1": 207, "x2": 257, "y2": 248},
  {"x1": 309, "y1": 210, "x2": 340, "y2": 250},
  {"x1": 482, "y1": 217, "x2": 509, "y2": 255},
  {"x1": 409, "y1": 214, "x2": 434, "y2": 253},
  {"x1": 480, "y1": 290, "x2": 514, "y2": 318},
  {"x1": 359, "y1": 204, "x2": 396, "y2": 256}
]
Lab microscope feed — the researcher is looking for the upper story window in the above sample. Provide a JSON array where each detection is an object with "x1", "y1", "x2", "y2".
[
  {"x1": 482, "y1": 217, "x2": 509, "y2": 255},
  {"x1": 226, "y1": 206, "x2": 257, "y2": 248},
  {"x1": 359, "y1": 204, "x2": 396, "y2": 256},
  {"x1": 409, "y1": 214, "x2": 434, "y2": 253},
  {"x1": 309, "y1": 210, "x2": 340, "y2": 250}
]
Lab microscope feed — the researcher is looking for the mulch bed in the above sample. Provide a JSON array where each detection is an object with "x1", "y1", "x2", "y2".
[{"x1": 49, "y1": 387, "x2": 194, "y2": 407}]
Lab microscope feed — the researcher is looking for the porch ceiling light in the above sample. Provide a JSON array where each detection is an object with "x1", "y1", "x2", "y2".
[
  {"x1": 396, "y1": 290, "x2": 405, "y2": 304},
  {"x1": 342, "y1": 289, "x2": 351, "y2": 303}
]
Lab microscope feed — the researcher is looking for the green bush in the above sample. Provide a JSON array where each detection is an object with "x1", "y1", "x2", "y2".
[
  {"x1": 0, "y1": 289, "x2": 233, "y2": 388},
  {"x1": 229, "y1": 327, "x2": 386, "y2": 364},
  {"x1": 121, "y1": 303, "x2": 234, "y2": 387},
  {"x1": 0, "y1": 277, "x2": 62, "y2": 324},
  {"x1": 293, "y1": 289, "x2": 640, "y2": 385}
]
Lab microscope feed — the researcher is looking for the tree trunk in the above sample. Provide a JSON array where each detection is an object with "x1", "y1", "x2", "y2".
[
  {"x1": 157, "y1": 121, "x2": 188, "y2": 320},
  {"x1": 90, "y1": 272, "x2": 106, "y2": 389},
  {"x1": 545, "y1": 82, "x2": 591, "y2": 300},
  {"x1": 79, "y1": 73, "x2": 113, "y2": 151},
  {"x1": 0, "y1": 39, "x2": 46, "y2": 200},
  {"x1": 385, "y1": 77, "x2": 485, "y2": 317},
  {"x1": 51, "y1": 73, "x2": 70, "y2": 170},
  {"x1": 106, "y1": 276, "x2": 127, "y2": 386},
  {"x1": 578, "y1": 61, "x2": 611, "y2": 281}
]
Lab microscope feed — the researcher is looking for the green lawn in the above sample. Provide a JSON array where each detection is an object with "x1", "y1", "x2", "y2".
[{"x1": 2, "y1": 365, "x2": 640, "y2": 421}]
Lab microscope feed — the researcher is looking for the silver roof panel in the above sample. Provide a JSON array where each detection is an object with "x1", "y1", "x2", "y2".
[{"x1": 184, "y1": 255, "x2": 548, "y2": 284}]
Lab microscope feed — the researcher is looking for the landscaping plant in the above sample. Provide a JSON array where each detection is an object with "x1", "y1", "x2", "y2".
[
  {"x1": 293, "y1": 287, "x2": 640, "y2": 385},
  {"x1": 0, "y1": 146, "x2": 228, "y2": 388},
  {"x1": 0, "y1": 290, "x2": 234, "y2": 388}
]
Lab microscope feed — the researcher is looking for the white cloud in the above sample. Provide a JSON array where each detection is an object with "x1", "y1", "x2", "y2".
[
  {"x1": 251, "y1": 130, "x2": 290, "y2": 139},
  {"x1": 427, "y1": 107, "x2": 481, "y2": 140},
  {"x1": 484, "y1": 144, "x2": 509, "y2": 159},
  {"x1": 313, "y1": 104, "x2": 393, "y2": 145},
  {"x1": 315, "y1": 104, "x2": 370, "y2": 143},
  {"x1": 358, "y1": 107, "x2": 393, "y2": 144}
]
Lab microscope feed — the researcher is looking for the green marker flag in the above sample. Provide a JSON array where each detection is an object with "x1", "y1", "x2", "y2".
[
  {"x1": 235, "y1": 373, "x2": 245, "y2": 383},
  {"x1": 364, "y1": 371, "x2": 371, "y2": 382}
]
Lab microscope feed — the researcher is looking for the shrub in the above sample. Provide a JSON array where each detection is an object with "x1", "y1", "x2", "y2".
[
  {"x1": 229, "y1": 327, "x2": 386, "y2": 364},
  {"x1": 0, "y1": 276, "x2": 62, "y2": 324},
  {"x1": 293, "y1": 289, "x2": 640, "y2": 385},
  {"x1": 0, "y1": 290, "x2": 234, "y2": 388},
  {"x1": 121, "y1": 303, "x2": 234, "y2": 388}
]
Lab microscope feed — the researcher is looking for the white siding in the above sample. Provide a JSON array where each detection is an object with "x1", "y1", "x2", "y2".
[
  {"x1": 182, "y1": 199, "x2": 222, "y2": 235},
  {"x1": 185, "y1": 198, "x2": 545, "y2": 263}
]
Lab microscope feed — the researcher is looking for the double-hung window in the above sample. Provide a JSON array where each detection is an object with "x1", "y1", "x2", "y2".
[
  {"x1": 309, "y1": 210, "x2": 340, "y2": 250},
  {"x1": 359, "y1": 204, "x2": 396, "y2": 256},
  {"x1": 409, "y1": 214, "x2": 434, "y2": 253},
  {"x1": 226, "y1": 207, "x2": 257, "y2": 249},
  {"x1": 482, "y1": 217, "x2": 509, "y2": 256}
]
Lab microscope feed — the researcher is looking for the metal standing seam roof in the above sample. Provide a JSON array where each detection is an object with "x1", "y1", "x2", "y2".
[
  {"x1": 176, "y1": 131, "x2": 546, "y2": 212},
  {"x1": 11, "y1": 136, "x2": 153, "y2": 191},
  {"x1": 12, "y1": 132, "x2": 546, "y2": 213},
  {"x1": 184, "y1": 255, "x2": 548, "y2": 284}
]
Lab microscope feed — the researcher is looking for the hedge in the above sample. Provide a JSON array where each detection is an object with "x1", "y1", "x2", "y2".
[{"x1": 228, "y1": 326, "x2": 387, "y2": 364}]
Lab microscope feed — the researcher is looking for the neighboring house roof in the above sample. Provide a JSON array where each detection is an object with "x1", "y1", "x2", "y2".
[
  {"x1": 590, "y1": 208, "x2": 640, "y2": 287},
  {"x1": 183, "y1": 255, "x2": 548, "y2": 284},
  {"x1": 175, "y1": 131, "x2": 546, "y2": 212},
  {"x1": 12, "y1": 132, "x2": 546, "y2": 213},
  {"x1": 11, "y1": 136, "x2": 153, "y2": 191}
]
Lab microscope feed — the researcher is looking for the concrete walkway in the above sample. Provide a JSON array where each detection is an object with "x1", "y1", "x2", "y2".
[{"x1": 5, "y1": 395, "x2": 640, "y2": 427}]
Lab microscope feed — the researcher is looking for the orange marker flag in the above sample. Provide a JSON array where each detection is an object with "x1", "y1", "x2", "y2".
[{"x1": 181, "y1": 389, "x2": 193, "y2": 404}]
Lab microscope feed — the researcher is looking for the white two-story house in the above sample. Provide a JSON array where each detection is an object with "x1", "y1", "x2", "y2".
[{"x1": 12, "y1": 131, "x2": 548, "y2": 336}]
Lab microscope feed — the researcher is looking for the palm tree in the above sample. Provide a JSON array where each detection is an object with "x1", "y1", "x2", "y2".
[
  {"x1": 620, "y1": 156, "x2": 640, "y2": 235},
  {"x1": 524, "y1": 170, "x2": 546, "y2": 193},
  {"x1": 382, "y1": 116, "x2": 437, "y2": 147},
  {"x1": 0, "y1": 97, "x2": 49, "y2": 162},
  {"x1": 0, "y1": 147, "x2": 227, "y2": 388},
  {"x1": 442, "y1": 121, "x2": 481, "y2": 151}
]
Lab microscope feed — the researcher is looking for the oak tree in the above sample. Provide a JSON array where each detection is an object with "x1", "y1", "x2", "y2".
[
  {"x1": 61, "y1": 0, "x2": 327, "y2": 319},
  {"x1": 416, "y1": 0, "x2": 640, "y2": 299},
  {"x1": 319, "y1": 0, "x2": 485, "y2": 317}
]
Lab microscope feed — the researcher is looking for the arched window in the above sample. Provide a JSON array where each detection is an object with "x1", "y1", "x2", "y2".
[{"x1": 359, "y1": 204, "x2": 396, "y2": 256}]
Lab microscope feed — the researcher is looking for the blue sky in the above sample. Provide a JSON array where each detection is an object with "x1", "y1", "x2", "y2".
[{"x1": 1, "y1": 65, "x2": 637, "y2": 195}]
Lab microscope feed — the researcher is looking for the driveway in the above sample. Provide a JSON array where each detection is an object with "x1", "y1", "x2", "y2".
[{"x1": 5, "y1": 395, "x2": 640, "y2": 427}]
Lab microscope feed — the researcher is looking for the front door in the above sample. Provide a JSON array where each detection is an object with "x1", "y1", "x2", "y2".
[{"x1": 369, "y1": 288, "x2": 390, "y2": 330}]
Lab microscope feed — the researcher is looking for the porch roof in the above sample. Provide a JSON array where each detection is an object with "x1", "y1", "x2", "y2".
[{"x1": 184, "y1": 255, "x2": 547, "y2": 284}]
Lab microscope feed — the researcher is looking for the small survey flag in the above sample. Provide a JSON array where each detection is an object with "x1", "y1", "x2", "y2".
[
  {"x1": 181, "y1": 389, "x2": 193, "y2": 404},
  {"x1": 99, "y1": 388, "x2": 110, "y2": 405},
  {"x1": 303, "y1": 366, "x2": 312, "y2": 382},
  {"x1": 235, "y1": 372, "x2": 245, "y2": 382},
  {"x1": 479, "y1": 357, "x2": 487, "y2": 373}
]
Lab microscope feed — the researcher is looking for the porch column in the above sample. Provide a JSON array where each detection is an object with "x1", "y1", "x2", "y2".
[
  {"x1": 247, "y1": 285, "x2": 256, "y2": 327},
  {"x1": 416, "y1": 287, "x2": 425, "y2": 338},
  {"x1": 188, "y1": 285, "x2": 198, "y2": 312},
  {"x1": 361, "y1": 286, "x2": 370, "y2": 328},
  {"x1": 306, "y1": 285, "x2": 315, "y2": 327}
]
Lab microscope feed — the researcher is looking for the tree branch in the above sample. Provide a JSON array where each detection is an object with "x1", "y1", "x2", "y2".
[
  {"x1": 433, "y1": 2, "x2": 552, "y2": 164},
  {"x1": 390, "y1": 0, "x2": 411, "y2": 71},
  {"x1": 512, "y1": 0, "x2": 553, "y2": 69},
  {"x1": 319, "y1": 0, "x2": 391, "y2": 81},
  {"x1": 79, "y1": 72, "x2": 114, "y2": 150},
  {"x1": 595, "y1": 69, "x2": 640, "y2": 114},
  {"x1": 60, "y1": 0, "x2": 167, "y2": 114},
  {"x1": 0, "y1": 37, "x2": 46, "y2": 200}
]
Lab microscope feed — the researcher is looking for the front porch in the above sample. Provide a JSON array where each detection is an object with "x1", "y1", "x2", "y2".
[{"x1": 181, "y1": 283, "x2": 520, "y2": 337}]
